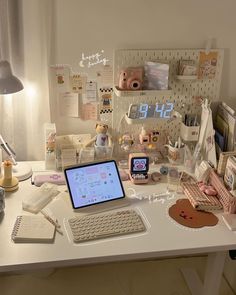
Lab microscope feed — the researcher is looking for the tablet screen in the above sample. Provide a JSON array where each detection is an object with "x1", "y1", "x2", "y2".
[{"x1": 64, "y1": 160, "x2": 125, "y2": 209}]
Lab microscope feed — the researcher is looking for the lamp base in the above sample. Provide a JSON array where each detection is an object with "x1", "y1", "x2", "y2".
[
  {"x1": 0, "y1": 176, "x2": 19, "y2": 191},
  {"x1": 12, "y1": 162, "x2": 32, "y2": 181}
]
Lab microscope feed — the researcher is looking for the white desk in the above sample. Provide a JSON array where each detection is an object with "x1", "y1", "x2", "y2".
[{"x1": 0, "y1": 161, "x2": 236, "y2": 295}]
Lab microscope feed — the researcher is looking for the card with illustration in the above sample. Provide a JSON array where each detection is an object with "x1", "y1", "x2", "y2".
[
  {"x1": 70, "y1": 74, "x2": 87, "y2": 94},
  {"x1": 198, "y1": 51, "x2": 218, "y2": 79},
  {"x1": 169, "y1": 199, "x2": 218, "y2": 228},
  {"x1": 58, "y1": 92, "x2": 80, "y2": 117},
  {"x1": 81, "y1": 103, "x2": 98, "y2": 121}
]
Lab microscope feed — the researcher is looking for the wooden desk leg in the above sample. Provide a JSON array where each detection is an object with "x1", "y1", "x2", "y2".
[{"x1": 180, "y1": 251, "x2": 227, "y2": 295}]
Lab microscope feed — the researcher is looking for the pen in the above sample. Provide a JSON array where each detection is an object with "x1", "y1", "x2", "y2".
[
  {"x1": 178, "y1": 137, "x2": 182, "y2": 148},
  {"x1": 167, "y1": 136, "x2": 173, "y2": 147},
  {"x1": 40, "y1": 210, "x2": 63, "y2": 235}
]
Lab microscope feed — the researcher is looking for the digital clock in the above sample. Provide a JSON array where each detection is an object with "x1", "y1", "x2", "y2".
[{"x1": 127, "y1": 103, "x2": 174, "y2": 119}]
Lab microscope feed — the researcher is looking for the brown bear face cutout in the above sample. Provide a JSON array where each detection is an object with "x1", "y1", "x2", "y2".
[{"x1": 169, "y1": 199, "x2": 218, "y2": 228}]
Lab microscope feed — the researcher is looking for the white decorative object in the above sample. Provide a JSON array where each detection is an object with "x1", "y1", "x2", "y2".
[
  {"x1": 44, "y1": 123, "x2": 56, "y2": 170},
  {"x1": 197, "y1": 99, "x2": 217, "y2": 167}
]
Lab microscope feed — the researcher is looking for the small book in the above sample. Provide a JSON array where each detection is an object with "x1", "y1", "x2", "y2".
[
  {"x1": 217, "y1": 151, "x2": 236, "y2": 176},
  {"x1": 11, "y1": 215, "x2": 56, "y2": 243}
]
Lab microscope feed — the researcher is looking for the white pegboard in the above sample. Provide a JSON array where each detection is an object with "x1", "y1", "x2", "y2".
[{"x1": 112, "y1": 48, "x2": 224, "y2": 158}]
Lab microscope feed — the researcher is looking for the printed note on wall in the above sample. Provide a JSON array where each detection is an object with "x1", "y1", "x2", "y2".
[
  {"x1": 82, "y1": 81, "x2": 97, "y2": 104},
  {"x1": 97, "y1": 65, "x2": 113, "y2": 86},
  {"x1": 59, "y1": 92, "x2": 80, "y2": 117},
  {"x1": 81, "y1": 103, "x2": 98, "y2": 121},
  {"x1": 52, "y1": 65, "x2": 70, "y2": 92},
  {"x1": 70, "y1": 74, "x2": 87, "y2": 94}
]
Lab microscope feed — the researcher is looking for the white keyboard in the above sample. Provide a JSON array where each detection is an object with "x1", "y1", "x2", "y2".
[{"x1": 68, "y1": 209, "x2": 146, "y2": 243}]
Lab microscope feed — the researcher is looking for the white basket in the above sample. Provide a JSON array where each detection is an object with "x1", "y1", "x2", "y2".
[{"x1": 180, "y1": 122, "x2": 200, "y2": 141}]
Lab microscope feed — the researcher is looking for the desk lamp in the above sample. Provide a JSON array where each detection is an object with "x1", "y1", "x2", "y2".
[
  {"x1": 0, "y1": 60, "x2": 32, "y2": 186},
  {"x1": 0, "y1": 61, "x2": 23, "y2": 94}
]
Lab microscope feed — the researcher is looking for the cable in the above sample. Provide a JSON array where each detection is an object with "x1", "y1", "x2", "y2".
[
  {"x1": 127, "y1": 187, "x2": 172, "y2": 201},
  {"x1": 0, "y1": 134, "x2": 17, "y2": 165}
]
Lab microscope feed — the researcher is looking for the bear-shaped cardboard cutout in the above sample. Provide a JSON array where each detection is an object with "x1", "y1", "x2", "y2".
[{"x1": 169, "y1": 199, "x2": 218, "y2": 228}]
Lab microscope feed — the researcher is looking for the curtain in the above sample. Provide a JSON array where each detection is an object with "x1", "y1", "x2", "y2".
[{"x1": 0, "y1": 0, "x2": 54, "y2": 160}]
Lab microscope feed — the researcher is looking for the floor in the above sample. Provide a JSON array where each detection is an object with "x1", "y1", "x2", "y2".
[{"x1": 0, "y1": 256, "x2": 235, "y2": 295}]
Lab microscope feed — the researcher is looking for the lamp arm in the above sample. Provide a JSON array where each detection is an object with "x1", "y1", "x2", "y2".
[{"x1": 0, "y1": 134, "x2": 17, "y2": 165}]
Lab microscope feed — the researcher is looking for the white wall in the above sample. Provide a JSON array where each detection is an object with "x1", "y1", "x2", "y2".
[
  {"x1": 54, "y1": 0, "x2": 236, "y2": 100},
  {"x1": 52, "y1": 0, "x2": 236, "y2": 290},
  {"x1": 52, "y1": 0, "x2": 236, "y2": 136}
]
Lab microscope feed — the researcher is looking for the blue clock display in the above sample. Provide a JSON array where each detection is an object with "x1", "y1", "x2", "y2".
[{"x1": 128, "y1": 103, "x2": 174, "y2": 119}]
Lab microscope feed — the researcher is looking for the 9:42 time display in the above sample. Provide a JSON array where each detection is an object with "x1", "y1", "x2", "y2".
[{"x1": 128, "y1": 102, "x2": 174, "y2": 119}]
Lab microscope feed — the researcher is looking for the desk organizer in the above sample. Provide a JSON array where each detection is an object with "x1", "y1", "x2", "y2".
[
  {"x1": 182, "y1": 169, "x2": 236, "y2": 213},
  {"x1": 94, "y1": 145, "x2": 113, "y2": 160},
  {"x1": 208, "y1": 169, "x2": 236, "y2": 213},
  {"x1": 79, "y1": 146, "x2": 113, "y2": 163},
  {"x1": 180, "y1": 122, "x2": 200, "y2": 141},
  {"x1": 217, "y1": 151, "x2": 236, "y2": 176},
  {"x1": 182, "y1": 182, "x2": 223, "y2": 211}
]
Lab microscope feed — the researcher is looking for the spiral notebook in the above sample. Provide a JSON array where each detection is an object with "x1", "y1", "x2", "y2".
[{"x1": 11, "y1": 215, "x2": 56, "y2": 243}]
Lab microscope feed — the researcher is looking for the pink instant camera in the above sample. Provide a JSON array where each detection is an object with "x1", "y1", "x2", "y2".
[{"x1": 118, "y1": 67, "x2": 143, "y2": 90}]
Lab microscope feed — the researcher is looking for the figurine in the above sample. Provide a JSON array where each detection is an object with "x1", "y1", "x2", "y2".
[
  {"x1": 139, "y1": 127, "x2": 149, "y2": 144},
  {"x1": 46, "y1": 132, "x2": 56, "y2": 153},
  {"x1": 84, "y1": 122, "x2": 112, "y2": 147},
  {"x1": 119, "y1": 133, "x2": 134, "y2": 151},
  {"x1": 139, "y1": 127, "x2": 161, "y2": 145}
]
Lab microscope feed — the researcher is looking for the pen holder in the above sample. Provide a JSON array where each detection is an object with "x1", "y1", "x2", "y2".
[
  {"x1": 180, "y1": 122, "x2": 200, "y2": 141},
  {"x1": 166, "y1": 145, "x2": 185, "y2": 165},
  {"x1": 95, "y1": 145, "x2": 113, "y2": 160}
]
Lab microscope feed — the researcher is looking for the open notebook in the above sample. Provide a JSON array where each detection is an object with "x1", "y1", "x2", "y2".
[{"x1": 11, "y1": 215, "x2": 55, "y2": 243}]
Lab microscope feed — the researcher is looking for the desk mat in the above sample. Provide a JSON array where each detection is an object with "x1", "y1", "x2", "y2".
[{"x1": 168, "y1": 199, "x2": 218, "y2": 228}]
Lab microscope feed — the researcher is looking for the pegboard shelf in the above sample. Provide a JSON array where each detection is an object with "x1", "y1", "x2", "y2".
[
  {"x1": 176, "y1": 75, "x2": 198, "y2": 82},
  {"x1": 125, "y1": 111, "x2": 182, "y2": 125},
  {"x1": 114, "y1": 86, "x2": 172, "y2": 97},
  {"x1": 112, "y1": 48, "x2": 224, "y2": 159}
]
